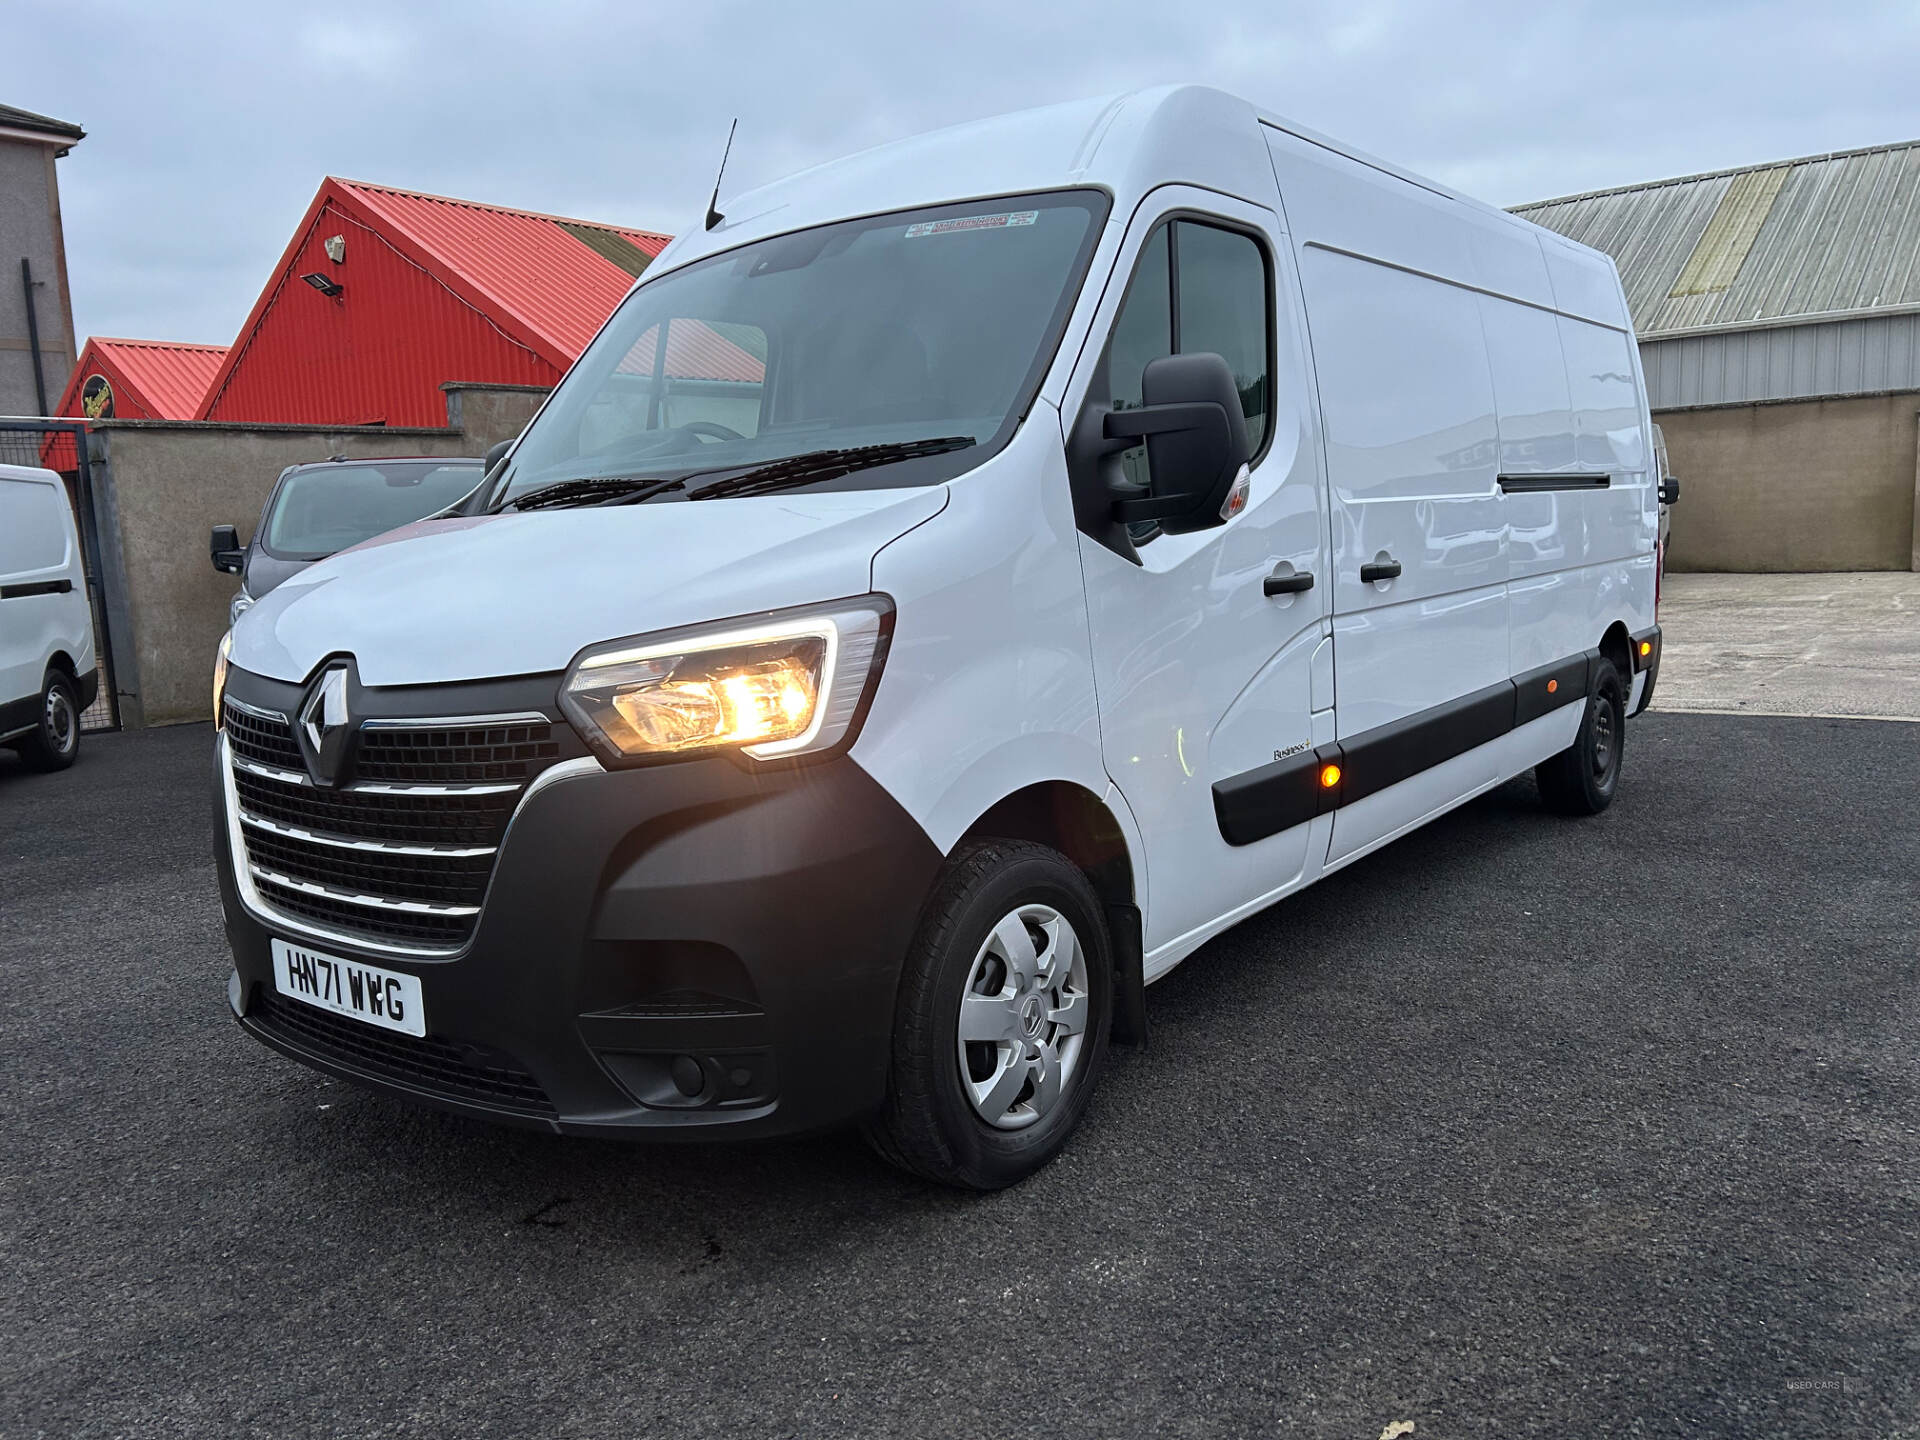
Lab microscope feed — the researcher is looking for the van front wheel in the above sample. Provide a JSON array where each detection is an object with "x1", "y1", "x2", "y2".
[
  {"x1": 1536, "y1": 657, "x2": 1625, "y2": 815},
  {"x1": 864, "y1": 840, "x2": 1111, "y2": 1190},
  {"x1": 16, "y1": 669, "x2": 80, "y2": 773}
]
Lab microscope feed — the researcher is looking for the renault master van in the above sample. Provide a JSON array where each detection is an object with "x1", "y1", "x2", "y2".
[
  {"x1": 213, "y1": 87, "x2": 1663, "y2": 1188},
  {"x1": 1, "y1": 463, "x2": 96, "y2": 772}
]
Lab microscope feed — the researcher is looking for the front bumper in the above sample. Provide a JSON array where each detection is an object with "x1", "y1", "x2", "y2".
[
  {"x1": 216, "y1": 738, "x2": 942, "y2": 1139},
  {"x1": 1630, "y1": 624, "x2": 1662, "y2": 718}
]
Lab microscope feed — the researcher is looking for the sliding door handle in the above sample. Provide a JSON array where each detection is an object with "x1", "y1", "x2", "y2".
[
  {"x1": 1263, "y1": 566, "x2": 1315, "y2": 597},
  {"x1": 1360, "y1": 558, "x2": 1402, "y2": 584}
]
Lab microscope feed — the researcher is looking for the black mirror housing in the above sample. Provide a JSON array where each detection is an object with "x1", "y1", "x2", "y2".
[
  {"x1": 1105, "y1": 352, "x2": 1250, "y2": 535},
  {"x1": 210, "y1": 524, "x2": 244, "y2": 574}
]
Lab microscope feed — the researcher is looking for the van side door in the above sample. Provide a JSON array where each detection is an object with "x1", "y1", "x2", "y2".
[
  {"x1": 1066, "y1": 190, "x2": 1333, "y2": 964},
  {"x1": 1295, "y1": 246, "x2": 1511, "y2": 864}
]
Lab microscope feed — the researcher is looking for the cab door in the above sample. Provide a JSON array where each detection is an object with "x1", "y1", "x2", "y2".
[{"x1": 1066, "y1": 190, "x2": 1332, "y2": 961}]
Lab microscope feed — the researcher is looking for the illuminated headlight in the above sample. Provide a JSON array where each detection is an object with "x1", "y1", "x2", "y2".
[
  {"x1": 213, "y1": 630, "x2": 232, "y2": 730},
  {"x1": 560, "y1": 597, "x2": 892, "y2": 764},
  {"x1": 229, "y1": 590, "x2": 254, "y2": 627}
]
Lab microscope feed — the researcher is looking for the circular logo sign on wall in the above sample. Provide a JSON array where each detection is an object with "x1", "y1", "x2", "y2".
[{"x1": 81, "y1": 374, "x2": 114, "y2": 420}]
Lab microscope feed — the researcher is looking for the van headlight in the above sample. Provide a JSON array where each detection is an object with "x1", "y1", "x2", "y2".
[
  {"x1": 213, "y1": 630, "x2": 232, "y2": 730},
  {"x1": 559, "y1": 597, "x2": 892, "y2": 764}
]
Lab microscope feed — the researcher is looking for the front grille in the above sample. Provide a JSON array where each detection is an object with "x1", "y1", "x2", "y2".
[
  {"x1": 252, "y1": 991, "x2": 555, "y2": 1116},
  {"x1": 254, "y1": 876, "x2": 477, "y2": 947},
  {"x1": 355, "y1": 721, "x2": 560, "y2": 785},
  {"x1": 225, "y1": 703, "x2": 303, "y2": 771},
  {"x1": 226, "y1": 706, "x2": 565, "y2": 951}
]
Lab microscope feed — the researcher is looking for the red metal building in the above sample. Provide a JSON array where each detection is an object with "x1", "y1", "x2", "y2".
[
  {"x1": 56, "y1": 337, "x2": 229, "y2": 421},
  {"x1": 194, "y1": 178, "x2": 673, "y2": 428}
]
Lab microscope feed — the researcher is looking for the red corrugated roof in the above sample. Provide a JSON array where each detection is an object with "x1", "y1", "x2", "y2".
[
  {"x1": 333, "y1": 178, "x2": 672, "y2": 362},
  {"x1": 615, "y1": 320, "x2": 766, "y2": 383},
  {"x1": 56, "y1": 337, "x2": 229, "y2": 420}
]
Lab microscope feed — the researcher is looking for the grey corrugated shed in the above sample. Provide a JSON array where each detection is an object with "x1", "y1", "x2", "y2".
[{"x1": 1514, "y1": 140, "x2": 1920, "y2": 340}]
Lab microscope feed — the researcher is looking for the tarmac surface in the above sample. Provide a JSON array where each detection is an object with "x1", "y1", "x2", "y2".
[{"x1": 2, "y1": 714, "x2": 1915, "y2": 1438}]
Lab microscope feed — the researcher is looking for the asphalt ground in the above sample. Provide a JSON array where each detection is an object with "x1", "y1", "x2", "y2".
[{"x1": 2, "y1": 714, "x2": 1915, "y2": 1439}]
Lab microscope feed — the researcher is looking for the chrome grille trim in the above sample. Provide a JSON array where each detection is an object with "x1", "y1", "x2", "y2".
[
  {"x1": 347, "y1": 779, "x2": 523, "y2": 796},
  {"x1": 238, "y1": 809, "x2": 498, "y2": 858},
  {"x1": 232, "y1": 754, "x2": 311, "y2": 787},
  {"x1": 224, "y1": 696, "x2": 289, "y2": 724},
  {"x1": 248, "y1": 866, "x2": 483, "y2": 917},
  {"x1": 358, "y1": 711, "x2": 550, "y2": 730}
]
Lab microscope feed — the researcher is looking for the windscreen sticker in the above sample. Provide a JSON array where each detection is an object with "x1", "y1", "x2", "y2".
[{"x1": 903, "y1": 210, "x2": 1039, "y2": 238}]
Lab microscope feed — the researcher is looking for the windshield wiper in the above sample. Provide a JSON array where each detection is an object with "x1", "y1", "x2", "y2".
[
  {"x1": 502, "y1": 474, "x2": 688, "y2": 512},
  {"x1": 683, "y1": 437, "x2": 977, "y2": 501}
]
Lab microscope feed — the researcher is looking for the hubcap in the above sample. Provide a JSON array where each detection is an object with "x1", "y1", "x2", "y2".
[
  {"x1": 1591, "y1": 696, "x2": 1616, "y2": 779},
  {"x1": 45, "y1": 686, "x2": 76, "y2": 755},
  {"x1": 956, "y1": 904, "x2": 1090, "y2": 1131}
]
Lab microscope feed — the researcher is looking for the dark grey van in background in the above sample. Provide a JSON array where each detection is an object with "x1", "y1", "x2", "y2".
[{"x1": 212, "y1": 457, "x2": 485, "y2": 626}]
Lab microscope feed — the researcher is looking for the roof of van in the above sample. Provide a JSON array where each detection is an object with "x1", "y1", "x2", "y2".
[
  {"x1": 1512, "y1": 138, "x2": 1920, "y2": 338},
  {"x1": 647, "y1": 86, "x2": 1562, "y2": 282}
]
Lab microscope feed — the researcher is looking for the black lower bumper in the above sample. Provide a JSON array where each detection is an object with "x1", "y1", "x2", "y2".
[
  {"x1": 217, "y1": 746, "x2": 943, "y2": 1139},
  {"x1": 1629, "y1": 624, "x2": 1662, "y2": 718}
]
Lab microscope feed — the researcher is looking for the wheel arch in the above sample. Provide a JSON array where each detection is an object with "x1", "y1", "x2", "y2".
[
  {"x1": 1598, "y1": 621, "x2": 1632, "y2": 685},
  {"x1": 957, "y1": 779, "x2": 1136, "y2": 911}
]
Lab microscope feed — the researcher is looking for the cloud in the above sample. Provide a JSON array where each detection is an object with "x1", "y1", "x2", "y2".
[{"x1": 12, "y1": 0, "x2": 1920, "y2": 348}]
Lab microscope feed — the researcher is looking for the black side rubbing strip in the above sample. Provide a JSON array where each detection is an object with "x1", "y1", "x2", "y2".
[
  {"x1": 1337, "y1": 680, "x2": 1513, "y2": 806},
  {"x1": 1513, "y1": 655, "x2": 1589, "y2": 728},
  {"x1": 1212, "y1": 648, "x2": 1597, "y2": 846},
  {"x1": 0, "y1": 578, "x2": 74, "y2": 600},
  {"x1": 1213, "y1": 749, "x2": 1325, "y2": 847},
  {"x1": 1497, "y1": 474, "x2": 1611, "y2": 494}
]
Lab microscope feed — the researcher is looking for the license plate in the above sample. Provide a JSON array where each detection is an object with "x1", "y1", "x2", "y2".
[{"x1": 271, "y1": 939, "x2": 426, "y2": 1038}]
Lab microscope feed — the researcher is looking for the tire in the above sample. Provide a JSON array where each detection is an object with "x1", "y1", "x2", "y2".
[
  {"x1": 17, "y1": 669, "x2": 81, "y2": 773},
  {"x1": 863, "y1": 839, "x2": 1112, "y2": 1190},
  {"x1": 1536, "y1": 656, "x2": 1624, "y2": 816}
]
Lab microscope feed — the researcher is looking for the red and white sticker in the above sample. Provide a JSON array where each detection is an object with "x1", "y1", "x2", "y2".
[{"x1": 904, "y1": 210, "x2": 1040, "y2": 239}]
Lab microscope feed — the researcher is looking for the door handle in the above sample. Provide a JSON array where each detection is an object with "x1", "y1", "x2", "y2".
[
  {"x1": 1263, "y1": 566, "x2": 1314, "y2": 597},
  {"x1": 1360, "y1": 558, "x2": 1402, "y2": 584}
]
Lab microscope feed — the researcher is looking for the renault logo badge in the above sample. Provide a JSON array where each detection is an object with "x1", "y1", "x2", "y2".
[{"x1": 298, "y1": 664, "x2": 353, "y2": 785}]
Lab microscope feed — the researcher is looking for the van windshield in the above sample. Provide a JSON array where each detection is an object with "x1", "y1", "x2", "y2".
[
  {"x1": 493, "y1": 190, "x2": 1108, "y2": 508},
  {"x1": 263, "y1": 460, "x2": 485, "y2": 560}
]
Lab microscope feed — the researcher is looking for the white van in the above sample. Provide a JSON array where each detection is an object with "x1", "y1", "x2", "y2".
[
  {"x1": 1, "y1": 463, "x2": 96, "y2": 771},
  {"x1": 213, "y1": 87, "x2": 1662, "y2": 1188}
]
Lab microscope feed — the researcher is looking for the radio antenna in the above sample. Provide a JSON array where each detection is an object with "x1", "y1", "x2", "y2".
[{"x1": 704, "y1": 118, "x2": 738, "y2": 232}]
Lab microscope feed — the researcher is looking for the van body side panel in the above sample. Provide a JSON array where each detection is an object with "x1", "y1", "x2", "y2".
[
  {"x1": 1297, "y1": 244, "x2": 1509, "y2": 737},
  {"x1": 0, "y1": 465, "x2": 93, "y2": 715},
  {"x1": 854, "y1": 410, "x2": 1111, "y2": 858}
]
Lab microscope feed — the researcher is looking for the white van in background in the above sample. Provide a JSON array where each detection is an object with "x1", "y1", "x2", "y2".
[
  {"x1": 213, "y1": 87, "x2": 1662, "y2": 1188},
  {"x1": 0, "y1": 463, "x2": 96, "y2": 771}
]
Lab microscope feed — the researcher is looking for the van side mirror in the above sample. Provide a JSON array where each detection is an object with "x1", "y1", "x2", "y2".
[
  {"x1": 210, "y1": 524, "x2": 245, "y2": 574},
  {"x1": 1659, "y1": 476, "x2": 1680, "y2": 506},
  {"x1": 1104, "y1": 352, "x2": 1251, "y2": 535},
  {"x1": 482, "y1": 438, "x2": 513, "y2": 478}
]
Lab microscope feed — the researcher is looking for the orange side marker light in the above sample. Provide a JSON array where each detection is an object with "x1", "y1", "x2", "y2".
[
  {"x1": 1639, "y1": 640, "x2": 1653, "y2": 657},
  {"x1": 1320, "y1": 763, "x2": 1342, "y2": 789},
  {"x1": 1547, "y1": 679, "x2": 1558, "y2": 694}
]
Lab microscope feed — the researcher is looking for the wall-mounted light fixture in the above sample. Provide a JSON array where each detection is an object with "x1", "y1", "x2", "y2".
[{"x1": 300, "y1": 271, "x2": 343, "y2": 297}]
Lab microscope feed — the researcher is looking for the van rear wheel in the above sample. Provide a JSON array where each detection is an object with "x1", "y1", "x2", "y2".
[
  {"x1": 16, "y1": 669, "x2": 80, "y2": 773},
  {"x1": 864, "y1": 839, "x2": 1111, "y2": 1190},
  {"x1": 1536, "y1": 657, "x2": 1624, "y2": 815}
]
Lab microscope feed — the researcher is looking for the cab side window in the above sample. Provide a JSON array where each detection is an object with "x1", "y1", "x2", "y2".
[{"x1": 1104, "y1": 219, "x2": 1271, "y2": 497}]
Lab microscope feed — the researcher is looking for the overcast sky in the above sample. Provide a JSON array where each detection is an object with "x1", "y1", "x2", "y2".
[{"x1": 17, "y1": 0, "x2": 1920, "y2": 349}]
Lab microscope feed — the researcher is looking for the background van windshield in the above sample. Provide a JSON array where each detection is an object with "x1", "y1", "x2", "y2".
[
  {"x1": 263, "y1": 461, "x2": 484, "y2": 560},
  {"x1": 499, "y1": 191, "x2": 1105, "y2": 504}
]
